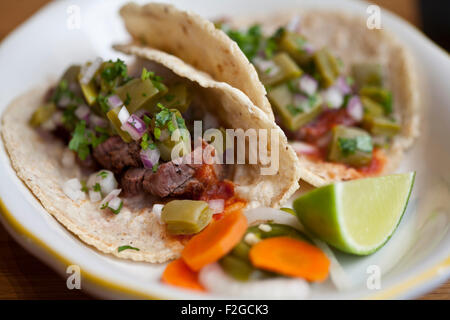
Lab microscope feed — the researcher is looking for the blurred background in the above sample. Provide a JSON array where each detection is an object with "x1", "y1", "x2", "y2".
[{"x1": 0, "y1": 0, "x2": 448, "y2": 300}]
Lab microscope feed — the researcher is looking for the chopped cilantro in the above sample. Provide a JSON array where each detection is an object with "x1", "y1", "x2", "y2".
[
  {"x1": 80, "y1": 181, "x2": 89, "y2": 193},
  {"x1": 100, "y1": 202, "x2": 109, "y2": 210},
  {"x1": 143, "y1": 115, "x2": 152, "y2": 126},
  {"x1": 118, "y1": 245, "x2": 140, "y2": 252},
  {"x1": 97, "y1": 171, "x2": 108, "y2": 179},
  {"x1": 110, "y1": 201, "x2": 123, "y2": 215},
  {"x1": 93, "y1": 183, "x2": 101, "y2": 192},
  {"x1": 101, "y1": 59, "x2": 129, "y2": 84},
  {"x1": 97, "y1": 94, "x2": 110, "y2": 113},
  {"x1": 152, "y1": 163, "x2": 159, "y2": 173},
  {"x1": 287, "y1": 104, "x2": 303, "y2": 115},
  {"x1": 140, "y1": 132, "x2": 150, "y2": 150},
  {"x1": 155, "y1": 103, "x2": 171, "y2": 127},
  {"x1": 225, "y1": 24, "x2": 263, "y2": 61},
  {"x1": 68, "y1": 121, "x2": 90, "y2": 160},
  {"x1": 141, "y1": 67, "x2": 152, "y2": 81},
  {"x1": 124, "y1": 92, "x2": 131, "y2": 106},
  {"x1": 154, "y1": 127, "x2": 161, "y2": 140}
]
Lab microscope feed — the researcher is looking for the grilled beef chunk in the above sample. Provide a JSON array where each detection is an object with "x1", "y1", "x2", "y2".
[
  {"x1": 93, "y1": 136, "x2": 141, "y2": 174},
  {"x1": 142, "y1": 162, "x2": 203, "y2": 198},
  {"x1": 121, "y1": 168, "x2": 146, "y2": 197}
]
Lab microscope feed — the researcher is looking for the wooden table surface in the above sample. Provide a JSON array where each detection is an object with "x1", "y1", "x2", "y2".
[{"x1": 0, "y1": 0, "x2": 448, "y2": 300}]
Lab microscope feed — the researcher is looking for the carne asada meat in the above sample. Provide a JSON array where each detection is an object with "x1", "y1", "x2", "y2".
[
  {"x1": 93, "y1": 136, "x2": 141, "y2": 174},
  {"x1": 120, "y1": 167, "x2": 146, "y2": 197}
]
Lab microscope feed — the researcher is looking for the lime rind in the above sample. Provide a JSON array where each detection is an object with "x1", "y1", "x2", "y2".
[{"x1": 294, "y1": 172, "x2": 416, "y2": 255}]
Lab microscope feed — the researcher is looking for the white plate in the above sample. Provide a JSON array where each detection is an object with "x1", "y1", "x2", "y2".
[{"x1": 0, "y1": 0, "x2": 449, "y2": 299}]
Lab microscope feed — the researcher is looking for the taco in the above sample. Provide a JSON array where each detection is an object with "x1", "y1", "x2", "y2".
[
  {"x1": 1, "y1": 48, "x2": 300, "y2": 263},
  {"x1": 119, "y1": 2, "x2": 419, "y2": 186}
]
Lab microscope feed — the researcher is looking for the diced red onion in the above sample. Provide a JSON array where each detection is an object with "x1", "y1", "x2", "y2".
[
  {"x1": 336, "y1": 76, "x2": 352, "y2": 95},
  {"x1": 75, "y1": 104, "x2": 90, "y2": 120},
  {"x1": 346, "y1": 96, "x2": 363, "y2": 121},
  {"x1": 208, "y1": 199, "x2": 225, "y2": 214},
  {"x1": 100, "y1": 189, "x2": 121, "y2": 209},
  {"x1": 298, "y1": 75, "x2": 318, "y2": 96},
  {"x1": 290, "y1": 141, "x2": 319, "y2": 155},
  {"x1": 89, "y1": 190, "x2": 102, "y2": 203},
  {"x1": 89, "y1": 114, "x2": 108, "y2": 128},
  {"x1": 152, "y1": 204, "x2": 164, "y2": 215},
  {"x1": 108, "y1": 197, "x2": 122, "y2": 211},
  {"x1": 322, "y1": 87, "x2": 344, "y2": 109},
  {"x1": 107, "y1": 94, "x2": 123, "y2": 110},
  {"x1": 80, "y1": 57, "x2": 103, "y2": 85},
  {"x1": 140, "y1": 147, "x2": 160, "y2": 169},
  {"x1": 286, "y1": 15, "x2": 301, "y2": 32},
  {"x1": 118, "y1": 106, "x2": 130, "y2": 124},
  {"x1": 121, "y1": 114, "x2": 147, "y2": 140}
]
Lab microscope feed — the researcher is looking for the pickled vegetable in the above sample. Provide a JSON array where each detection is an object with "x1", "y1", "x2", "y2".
[
  {"x1": 155, "y1": 109, "x2": 190, "y2": 161},
  {"x1": 277, "y1": 29, "x2": 313, "y2": 65},
  {"x1": 258, "y1": 52, "x2": 302, "y2": 86},
  {"x1": 363, "y1": 116, "x2": 401, "y2": 137},
  {"x1": 246, "y1": 223, "x2": 308, "y2": 242},
  {"x1": 61, "y1": 65, "x2": 82, "y2": 86},
  {"x1": 219, "y1": 255, "x2": 255, "y2": 281},
  {"x1": 146, "y1": 84, "x2": 191, "y2": 113},
  {"x1": 106, "y1": 107, "x2": 132, "y2": 143},
  {"x1": 313, "y1": 48, "x2": 340, "y2": 87},
  {"x1": 161, "y1": 200, "x2": 213, "y2": 235},
  {"x1": 29, "y1": 102, "x2": 56, "y2": 127},
  {"x1": 78, "y1": 73, "x2": 98, "y2": 106},
  {"x1": 361, "y1": 96, "x2": 384, "y2": 117},
  {"x1": 268, "y1": 83, "x2": 322, "y2": 131},
  {"x1": 328, "y1": 125, "x2": 373, "y2": 167},
  {"x1": 360, "y1": 86, "x2": 392, "y2": 114},
  {"x1": 352, "y1": 63, "x2": 383, "y2": 89},
  {"x1": 115, "y1": 78, "x2": 160, "y2": 113}
]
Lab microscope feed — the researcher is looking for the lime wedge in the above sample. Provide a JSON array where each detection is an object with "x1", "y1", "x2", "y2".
[{"x1": 293, "y1": 173, "x2": 415, "y2": 255}]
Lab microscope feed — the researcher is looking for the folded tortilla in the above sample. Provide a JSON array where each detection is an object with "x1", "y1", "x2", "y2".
[
  {"x1": 119, "y1": 2, "x2": 274, "y2": 120},
  {"x1": 1, "y1": 48, "x2": 301, "y2": 263},
  {"x1": 219, "y1": 10, "x2": 421, "y2": 186}
]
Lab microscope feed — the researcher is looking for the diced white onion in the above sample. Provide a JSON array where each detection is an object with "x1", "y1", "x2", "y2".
[
  {"x1": 199, "y1": 263, "x2": 310, "y2": 299},
  {"x1": 244, "y1": 233, "x2": 260, "y2": 245},
  {"x1": 61, "y1": 149, "x2": 75, "y2": 168},
  {"x1": 286, "y1": 15, "x2": 301, "y2": 32},
  {"x1": 244, "y1": 207, "x2": 305, "y2": 231},
  {"x1": 99, "y1": 189, "x2": 121, "y2": 209},
  {"x1": 118, "y1": 106, "x2": 130, "y2": 125},
  {"x1": 89, "y1": 190, "x2": 102, "y2": 202},
  {"x1": 322, "y1": 87, "x2": 344, "y2": 109},
  {"x1": 80, "y1": 57, "x2": 103, "y2": 85},
  {"x1": 253, "y1": 57, "x2": 280, "y2": 77},
  {"x1": 207, "y1": 199, "x2": 225, "y2": 214},
  {"x1": 290, "y1": 141, "x2": 319, "y2": 156},
  {"x1": 62, "y1": 178, "x2": 86, "y2": 201},
  {"x1": 298, "y1": 75, "x2": 318, "y2": 96},
  {"x1": 87, "y1": 170, "x2": 118, "y2": 196},
  {"x1": 312, "y1": 238, "x2": 352, "y2": 291},
  {"x1": 346, "y1": 96, "x2": 364, "y2": 121},
  {"x1": 108, "y1": 197, "x2": 122, "y2": 211},
  {"x1": 152, "y1": 204, "x2": 164, "y2": 222},
  {"x1": 258, "y1": 223, "x2": 272, "y2": 232}
]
